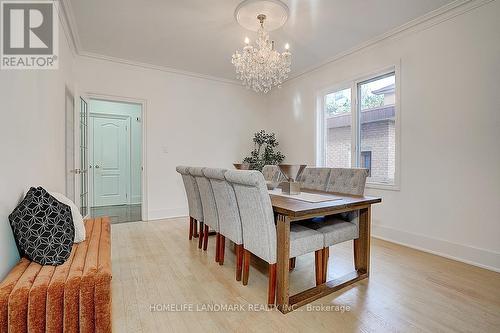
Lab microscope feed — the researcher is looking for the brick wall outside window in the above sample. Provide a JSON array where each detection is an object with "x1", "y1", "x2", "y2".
[{"x1": 326, "y1": 119, "x2": 395, "y2": 184}]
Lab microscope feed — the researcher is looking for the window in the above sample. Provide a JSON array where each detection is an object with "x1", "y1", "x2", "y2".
[
  {"x1": 324, "y1": 88, "x2": 352, "y2": 168},
  {"x1": 361, "y1": 151, "x2": 372, "y2": 176},
  {"x1": 319, "y1": 68, "x2": 399, "y2": 188}
]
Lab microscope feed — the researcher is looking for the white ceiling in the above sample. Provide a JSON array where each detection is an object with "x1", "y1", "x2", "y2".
[{"x1": 69, "y1": 0, "x2": 455, "y2": 80}]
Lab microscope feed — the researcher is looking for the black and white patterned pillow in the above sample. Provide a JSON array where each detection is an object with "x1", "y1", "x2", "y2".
[{"x1": 9, "y1": 187, "x2": 75, "y2": 265}]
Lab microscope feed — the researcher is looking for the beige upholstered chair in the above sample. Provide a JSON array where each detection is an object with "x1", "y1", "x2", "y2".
[
  {"x1": 190, "y1": 167, "x2": 219, "y2": 253},
  {"x1": 326, "y1": 168, "x2": 369, "y2": 195},
  {"x1": 299, "y1": 167, "x2": 332, "y2": 191},
  {"x1": 305, "y1": 168, "x2": 369, "y2": 283},
  {"x1": 225, "y1": 170, "x2": 324, "y2": 306},
  {"x1": 176, "y1": 166, "x2": 203, "y2": 240},
  {"x1": 203, "y1": 167, "x2": 244, "y2": 280}
]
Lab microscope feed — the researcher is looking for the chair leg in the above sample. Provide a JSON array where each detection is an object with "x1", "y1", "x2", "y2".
[
  {"x1": 242, "y1": 249, "x2": 250, "y2": 286},
  {"x1": 193, "y1": 219, "x2": 199, "y2": 238},
  {"x1": 215, "y1": 233, "x2": 220, "y2": 262},
  {"x1": 235, "y1": 244, "x2": 243, "y2": 281},
  {"x1": 314, "y1": 250, "x2": 323, "y2": 286},
  {"x1": 268, "y1": 263, "x2": 277, "y2": 307},
  {"x1": 203, "y1": 225, "x2": 209, "y2": 251},
  {"x1": 218, "y1": 235, "x2": 225, "y2": 265},
  {"x1": 322, "y1": 247, "x2": 329, "y2": 283},
  {"x1": 289, "y1": 257, "x2": 296, "y2": 271},
  {"x1": 188, "y1": 217, "x2": 194, "y2": 240},
  {"x1": 198, "y1": 222, "x2": 204, "y2": 249}
]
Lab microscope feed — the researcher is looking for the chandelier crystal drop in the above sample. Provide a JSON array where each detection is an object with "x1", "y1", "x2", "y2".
[{"x1": 231, "y1": 14, "x2": 291, "y2": 93}]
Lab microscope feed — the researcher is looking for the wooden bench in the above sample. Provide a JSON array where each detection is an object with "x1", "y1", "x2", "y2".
[{"x1": 0, "y1": 217, "x2": 112, "y2": 333}]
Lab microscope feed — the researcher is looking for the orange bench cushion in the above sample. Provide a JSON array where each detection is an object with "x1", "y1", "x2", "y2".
[{"x1": 0, "y1": 217, "x2": 111, "y2": 333}]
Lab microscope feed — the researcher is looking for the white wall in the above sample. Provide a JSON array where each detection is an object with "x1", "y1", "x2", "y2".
[
  {"x1": 266, "y1": 1, "x2": 500, "y2": 271},
  {"x1": 75, "y1": 57, "x2": 267, "y2": 220},
  {"x1": 90, "y1": 99, "x2": 143, "y2": 204},
  {"x1": 0, "y1": 17, "x2": 75, "y2": 278},
  {"x1": 1, "y1": 0, "x2": 497, "y2": 281}
]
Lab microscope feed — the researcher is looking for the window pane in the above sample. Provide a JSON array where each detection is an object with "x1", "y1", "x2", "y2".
[
  {"x1": 325, "y1": 88, "x2": 352, "y2": 168},
  {"x1": 358, "y1": 73, "x2": 396, "y2": 184}
]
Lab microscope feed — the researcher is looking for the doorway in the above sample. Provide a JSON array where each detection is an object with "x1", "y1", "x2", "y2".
[
  {"x1": 65, "y1": 90, "x2": 90, "y2": 218},
  {"x1": 89, "y1": 99, "x2": 143, "y2": 223}
]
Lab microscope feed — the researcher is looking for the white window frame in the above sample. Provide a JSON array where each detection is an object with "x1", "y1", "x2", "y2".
[{"x1": 316, "y1": 63, "x2": 401, "y2": 191}]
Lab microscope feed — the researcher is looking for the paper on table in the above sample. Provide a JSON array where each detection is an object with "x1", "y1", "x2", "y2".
[{"x1": 268, "y1": 188, "x2": 342, "y2": 203}]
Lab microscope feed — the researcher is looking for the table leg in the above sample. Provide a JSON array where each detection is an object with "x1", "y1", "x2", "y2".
[
  {"x1": 354, "y1": 206, "x2": 371, "y2": 275},
  {"x1": 276, "y1": 214, "x2": 290, "y2": 313}
]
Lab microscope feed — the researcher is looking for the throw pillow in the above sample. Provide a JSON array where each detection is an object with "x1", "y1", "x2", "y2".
[
  {"x1": 49, "y1": 192, "x2": 86, "y2": 243},
  {"x1": 9, "y1": 187, "x2": 75, "y2": 265}
]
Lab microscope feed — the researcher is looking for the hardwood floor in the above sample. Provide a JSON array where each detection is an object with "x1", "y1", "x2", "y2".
[{"x1": 111, "y1": 218, "x2": 500, "y2": 333}]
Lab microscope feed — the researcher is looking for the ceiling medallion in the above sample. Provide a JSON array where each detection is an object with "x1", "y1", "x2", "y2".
[{"x1": 232, "y1": 0, "x2": 291, "y2": 93}]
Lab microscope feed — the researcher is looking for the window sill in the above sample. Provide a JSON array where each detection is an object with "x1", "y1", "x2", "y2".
[{"x1": 365, "y1": 182, "x2": 400, "y2": 191}]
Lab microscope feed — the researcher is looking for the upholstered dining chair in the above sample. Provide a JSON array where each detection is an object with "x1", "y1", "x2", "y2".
[
  {"x1": 306, "y1": 168, "x2": 369, "y2": 283},
  {"x1": 176, "y1": 166, "x2": 203, "y2": 240},
  {"x1": 298, "y1": 167, "x2": 332, "y2": 191},
  {"x1": 190, "y1": 167, "x2": 220, "y2": 252},
  {"x1": 203, "y1": 167, "x2": 244, "y2": 279},
  {"x1": 262, "y1": 165, "x2": 299, "y2": 270},
  {"x1": 261, "y1": 165, "x2": 285, "y2": 182},
  {"x1": 225, "y1": 170, "x2": 324, "y2": 306}
]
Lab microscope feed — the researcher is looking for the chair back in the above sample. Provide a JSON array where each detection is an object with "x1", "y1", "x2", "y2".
[
  {"x1": 203, "y1": 167, "x2": 243, "y2": 245},
  {"x1": 299, "y1": 167, "x2": 331, "y2": 191},
  {"x1": 225, "y1": 170, "x2": 276, "y2": 264},
  {"x1": 190, "y1": 167, "x2": 219, "y2": 230},
  {"x1": 261, "y1": 165, "x2": 284, "y2": 182},
  {"x1": 325, "y1": 168, "x2": 369, "y2": 228},
  {"x1": 326, "y1": 168, "x2": 369, "y2": 196},
  {"x1": 176, "y1": 166, "x2": 203, "y2": 221}
]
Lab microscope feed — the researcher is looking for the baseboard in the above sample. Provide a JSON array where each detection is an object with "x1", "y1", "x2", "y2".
[
  {"x1": 372, "y1": 224, "x2": 500, "y2": 273},
  {"x1": 147, "y1": 207, "x2": 188, "y2": 221}
]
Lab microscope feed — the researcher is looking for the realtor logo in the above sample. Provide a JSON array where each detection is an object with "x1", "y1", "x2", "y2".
[{"x1": 1, "y1": 1, "x2": 58, "y2": 69}]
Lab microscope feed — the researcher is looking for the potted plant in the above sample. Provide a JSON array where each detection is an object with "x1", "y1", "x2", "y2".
[{"x1": 236, "y1": 130, "x2": 285, "y2": 171}]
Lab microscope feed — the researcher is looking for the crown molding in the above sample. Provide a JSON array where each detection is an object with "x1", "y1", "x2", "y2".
[
  {"x1": 285, "y1": 0, "x2": 495, "y2": 83},
  {"x1": 56, "y1": 0, "x2": 493, "y2": 89},
  {"x1": 78, "y1": 51, "x2": 242, "y2": 86},
  {"x1": 57, "y1": 0, "x2": 82, "y2": 56},
  {"x1": 56, "y1": 0, "x2": 241, "y2": 85}
]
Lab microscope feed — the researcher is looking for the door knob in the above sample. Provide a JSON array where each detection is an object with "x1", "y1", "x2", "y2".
[{"x1": 95, "y1": 165, "x2": 100, "y2": 169}]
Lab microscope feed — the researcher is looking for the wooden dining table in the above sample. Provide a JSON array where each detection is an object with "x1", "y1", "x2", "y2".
[{"x1": 269, "y1": 189, "x2": 382, "y2": 313}]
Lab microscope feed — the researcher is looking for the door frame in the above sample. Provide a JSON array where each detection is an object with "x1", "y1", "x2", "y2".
[
  {"x1": 75, "y1": 95, "x2": 90, "y2": 219},
  {"x1": 90, "y1": 114, "x2": 132, "y2": 207},
  {"x1": 65, "y1": 86, "x2": 76, "y2": 201},
  {"x1": 85, "y1": 92, "x2": 148, "y2": 221}
]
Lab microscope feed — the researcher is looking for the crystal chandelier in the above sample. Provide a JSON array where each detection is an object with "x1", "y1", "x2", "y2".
[{"x1": 232, "y1": 14, "x2": 291, "y2": 93}]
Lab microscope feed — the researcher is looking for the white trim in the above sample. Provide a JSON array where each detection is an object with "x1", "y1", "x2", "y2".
[
  {"x1": 57, "y1": 0, "x2": 81, "y2": 56},
  {"x1": 86, "y1": 93, "x2": 149, "y2": 221},
  {"x1": 365, "y1": 182, "x2": 400, "y2": 191},
  {"x1": 78, "y1": 96, "x2": 90, "y2": 218},
  {"x1": 314, "y1": 94, "x2": 324, "y2": 167},
  {"x1": 372, "y1": 224, "x2": 500, "y2": 273},
  {"x1": 78, "y1": 51, "x2": 241, "y2": 86},
  {"x1": 316, "y1": 64, "x2": 401, "y2": 190},
  {"x1": 88, "y1": 116, "x2": 94, "y2": 208},
  {"x1": 353, "y1": 64, "x2": 401, "y2": 190},
  {"x1": 57, "y1": 0, "x2": 494, "y2": 86},
  {"x1": 286, "y1": 0, "x2": 494, "y2": 82}
]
